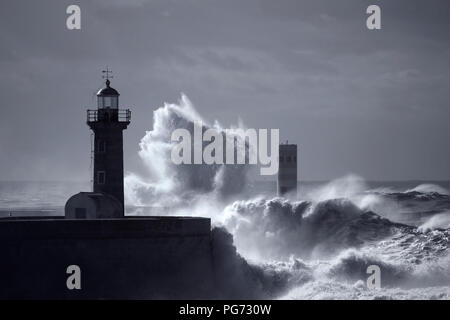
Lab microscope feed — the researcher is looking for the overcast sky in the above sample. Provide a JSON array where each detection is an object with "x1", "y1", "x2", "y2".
[{"x1": 0, "y1": 0, "x2": 449, "y2": 181}]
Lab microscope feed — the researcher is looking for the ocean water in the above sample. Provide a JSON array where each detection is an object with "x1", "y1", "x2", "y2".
[
  {"x1": 3, "y1": 95, "x2": 450, "y2": 299},
  {"x1": 0, "y1": 181, "x2": 89, "y2": 216},
  {"x1": 226, "y1": 179, "x2": 450, "y2": 300},
  {"x1": 2, "y1": 179, "x2": 450, "y2": 300},
  {"x1": 120, "y1": 96, "x2": 450, "y2": 300}
]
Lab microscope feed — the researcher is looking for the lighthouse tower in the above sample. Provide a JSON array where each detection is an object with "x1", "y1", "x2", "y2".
[
  {"x1": 65, "y1": 69, "x2": 131, "y2": 219},
  {"x1": 277, "y1": 142, "x2": 297, "y2": 196},
  {"x1": 87, "y1": 70, "x2": 131, "y2": 215}
]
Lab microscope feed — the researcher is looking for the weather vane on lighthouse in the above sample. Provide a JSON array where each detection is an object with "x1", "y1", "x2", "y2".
[{"x1": 102, "y1": 67, "x2": 113, "y2": 85}]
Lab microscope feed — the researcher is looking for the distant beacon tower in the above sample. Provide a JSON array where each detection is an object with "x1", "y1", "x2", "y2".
[
  {"x1": 277, "y1": 142, "x2": 297, "y2": 196},
  {"x1": 87, "y1": 70, "x2": 131, "y2": 215}
]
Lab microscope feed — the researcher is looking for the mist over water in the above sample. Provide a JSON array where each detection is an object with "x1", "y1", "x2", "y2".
[{"x1": 122, "y1": 95, "x2": 450, "y2": 299}]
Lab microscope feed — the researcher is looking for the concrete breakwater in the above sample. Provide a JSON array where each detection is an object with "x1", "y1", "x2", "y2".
[{"x1": 0, "y1": 216, "x2": 215, "y2": 299}]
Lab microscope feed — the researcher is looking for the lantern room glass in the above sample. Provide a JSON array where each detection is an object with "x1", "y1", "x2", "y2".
[{"x1": 98, "y1": 96, "x2": 118, "y2": 109}]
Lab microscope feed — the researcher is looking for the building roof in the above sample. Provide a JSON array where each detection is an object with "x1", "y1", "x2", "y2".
[{"x1": 97, "y1": 79, "x2": 120, "y2": 96}]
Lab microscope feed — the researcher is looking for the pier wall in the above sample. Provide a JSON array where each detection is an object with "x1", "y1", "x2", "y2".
[{"x1": 0, "y1": 217, "x2": 214, "y2": 299}]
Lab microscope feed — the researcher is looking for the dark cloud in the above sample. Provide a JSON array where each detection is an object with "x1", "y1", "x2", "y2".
[{"x1": 0, "y1": 0, "x2": 449, "y2": 181}]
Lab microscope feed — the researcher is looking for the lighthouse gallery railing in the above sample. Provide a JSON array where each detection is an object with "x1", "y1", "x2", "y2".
[{"x1": 86, "y1": 109, "x2": 131, "y2": 123}]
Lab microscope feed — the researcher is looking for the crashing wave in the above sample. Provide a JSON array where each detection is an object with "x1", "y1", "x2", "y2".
[
  {"x1": 281, "y1": 280, "x2": 450, "y2": 300},
  {"x1": 125, "y1": 94, "x2": 251, "y2": 207},
  {"x1": 123, "y1": 94, "x2": 450, "y2": 299},
  {"x1": 419, "y1": 212, "x2": 450, "y2": 231},
  {"x1": 406, "y1": 184, "x2": 449, "y2": 195},
  {"x1": 223, "y1": 197, "x2": 406, "y2": 261},
  {"x1": 371, "y1": 183, "x2": 450, "y2": 202}
]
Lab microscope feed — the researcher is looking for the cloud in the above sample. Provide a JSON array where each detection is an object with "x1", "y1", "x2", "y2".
[{"x1": 1, "y1": 0, "x2": 450, "y2": 181}]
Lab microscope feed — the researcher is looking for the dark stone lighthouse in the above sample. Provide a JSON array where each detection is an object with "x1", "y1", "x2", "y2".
[
  {"x1": 65, "y1": 70, "x2": 131, "y2": 219},
  {"x1": 88, "y1": 76, "x2": 130, "y2": 213}
]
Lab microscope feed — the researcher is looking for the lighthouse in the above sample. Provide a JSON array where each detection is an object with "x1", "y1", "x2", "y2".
[
  {"x1": 277, "y1": 142, "x2": 297, "y2": 196},
  {"x1": 65, "y1": 69, "x2": 131, "y2": 219},
  {"x1": 88, "y1": 71, "x2": 130, "y2": 213}
]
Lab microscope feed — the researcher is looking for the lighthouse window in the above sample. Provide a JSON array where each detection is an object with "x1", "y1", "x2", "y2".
[
  {"x1": 103, "y1": 96, "x2": 112, "y2": 108},
  {"x1": 111, "y1": 96, "x2": 118, "y2": 108},
  {"x1": 287, "y1": 156, "x2": 291, "y2": 162},
  {"x1": 97, "y1": 171, "x2": 106, "y2": 184},
  {"x1": 97, "y1": 96, "x2": 104, "y2": 108}
]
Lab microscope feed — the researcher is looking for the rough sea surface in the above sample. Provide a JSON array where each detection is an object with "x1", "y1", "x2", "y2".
[{"x1": 3, "y1": 95, "x2": 449, "y2": 300}]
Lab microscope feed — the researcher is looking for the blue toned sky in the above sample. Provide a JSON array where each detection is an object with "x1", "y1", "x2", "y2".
[{"x1": 0, "y1": 0, "x2": 449, "y2": 181}]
